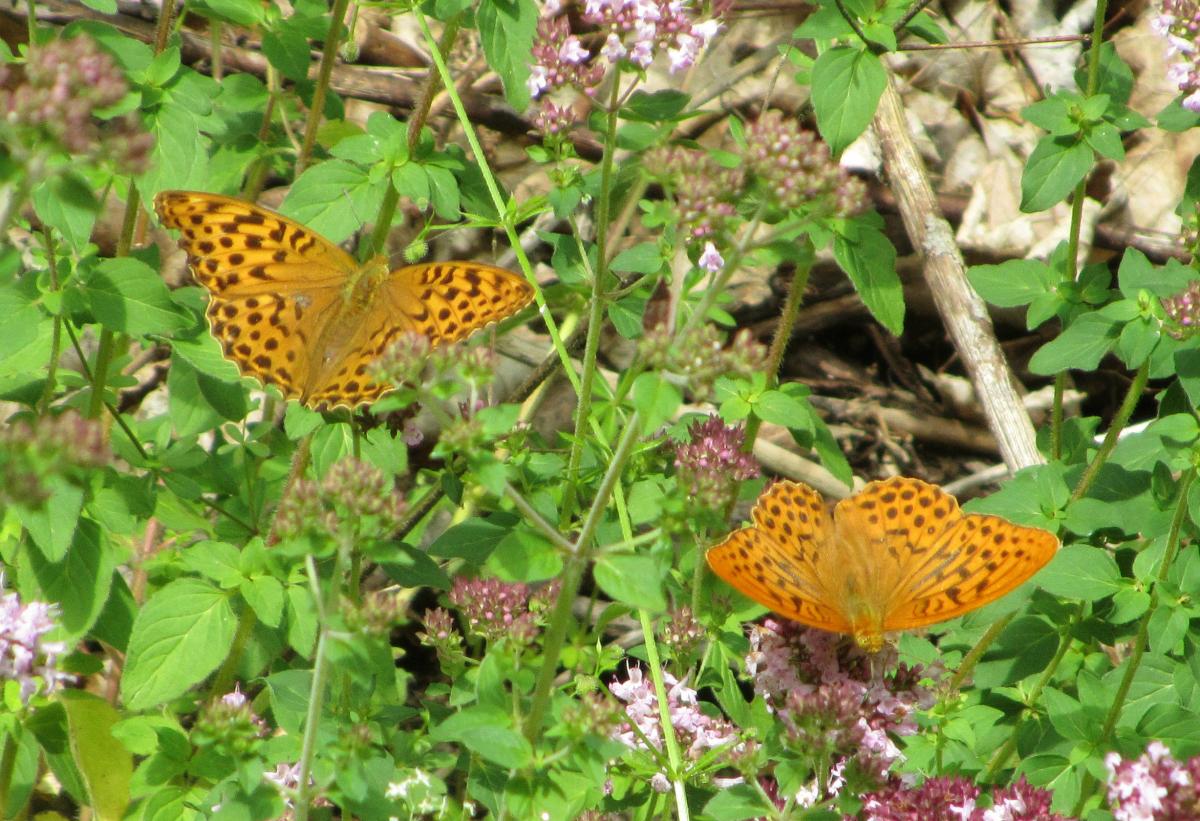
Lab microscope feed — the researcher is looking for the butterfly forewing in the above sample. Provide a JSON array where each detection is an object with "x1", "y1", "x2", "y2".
[
  {"x1": 707, "y1": 481, "x2": 851, "y2": 634},
  {"x1": 154, "y1": 191, "x2": 356, "y2": 293}
]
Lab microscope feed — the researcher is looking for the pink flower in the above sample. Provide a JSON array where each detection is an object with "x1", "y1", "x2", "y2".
[
  {"x1": 698, "y1": 241, "x2": 724, "y2": 272},
  {"x1": 0, "y1": 581, "x2": 72, "y2": 704},
  {"x1": 1106, "y1": 742, "x2": 1200, "y2": 819},
  {"x1": 609, "y1": 664, "x2": 750, "y2": 765}
]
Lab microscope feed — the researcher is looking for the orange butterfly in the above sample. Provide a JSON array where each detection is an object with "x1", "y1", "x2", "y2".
[
  {"x1": 154, "y1": 190, "x2": 534, "y2": 410},
  {"x1": 706, "y1": 477, "x2": 1059, "y2": 652}
]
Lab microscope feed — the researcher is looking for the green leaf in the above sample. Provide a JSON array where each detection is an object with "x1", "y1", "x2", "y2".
[
  {"x1": 477, "y1": 0, "x2": 537, "y2": 111},
  {"x1": 488, "y1": 525, "x2": 563, "y2": 582},
  {"x1": 610, "y1": 242, "x2": 663, "y2": 274},
  {"x1": 1020, "y1": 135, "x2": 1093, "y2": 212},
  {"x1": 282, "y1": 160, "x2": 381, "y2": 243},
  {"x1": 426, "y1": 516, "x2": 515, "y2": 562},
  {"x1": 426, "y1": 164, "x2": 462, "y2": 221},
  {"x1": 968, "y1": 259, "x2": 1055, "y2": 307},
  {"x1": 1117, "y1": 249, "x2": 1194, "y2": 298},
  {"x1": 33, "y1": 174, "x2": 99, "y2": 253},
  {"x1": 27, "y1": 520, "x2": 114, "y2": 640},
  {"x1": 609, "y1": 293, "x2": 648, "y2": 339},
  {"x1": 61, "y1": 692, "x2": 131, "y2": 821},
  {"x1": 75, "y1": 258, "x2": 191, "y2": 336},
  {"x1": 754, "y1": 389, "x2": 810, "y2": 428},
  {"x1": 702, "y1": 784, "x2": 775, "y2": 819},
  {"x1": 381, "y1": 544, "x2": 452, "y2": 590},
  {"x1": 594, "y1": 554, "x2": 667, "y2": 611},
  {"x1": 430, "y1": 705, "x2": 533, "y2": 767},
  {"x1": 393, "y1": 162, "x2": 431, "y2": 208},
  {"x1": 120, "y1": 579, "x2": 236, "y2": 710},
  {"x1": 1028, "y1": 312, "x2": 1121, "y2": 374},
  {"x1": 621, "y1": 90, "x2": 691, "y2": 122},
  {"x1": 1110, "y1": 414, "x2": 1199, "y2": 472},
  {"x1": 18, "y1": 480, "x2": 84, "y2": 562},
  {"x1": 632, "y1": 372, "x2": 682, "y2": 435},
  {"x1": 833, "y1": 220, "x2": 903, "y2": 334},
  {"x1": 243, "y1": 576, "x2": 285, "y2": 628},
  {"x1": 1138, "y1": 704, "x2": 1200, "y2": 756},
  {"x1": 261, "y1": 27, "x2": 312, "y2": 82},
  {"x1": 811, "y1": 47, "x2": 886, "y2": 155},
  {"x1": 1035, "y1": 545, "x2": 1122, "y2": 600}
]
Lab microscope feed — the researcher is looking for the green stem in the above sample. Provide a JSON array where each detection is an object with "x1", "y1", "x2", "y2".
[
  {"x1": 413, "y1": 9, "x2": 579, "y2": 395},
  {"x1": 293, "y1": 630, "x2": 331, "y2": 821},
  {"x1": 37, "y1": 227, "x2": 62, "y2": 414},
  {"x1": 0, "y1": 727, "x2": 18, "y2": 820},
  {"x1": 209, "y1": 605, "x2": 259, "y2": 698},
  {"x1": 638, "y1": 608, "x2": 690, "y2": 821},
  {"x1": 297, "y1": 0, "x2": 351, "y2": 174},
  {"x1": 743, "y1": 248, "x2": 813, "y2": 451},
  {"x1": 1050, "y1": 0, "x2": 1109, "y2": 457},
  {"x1": 1071, "y1": 362, "x2": 1149, "y2": 504}
]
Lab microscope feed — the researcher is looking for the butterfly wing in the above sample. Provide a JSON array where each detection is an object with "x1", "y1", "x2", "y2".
[
  {"x1": 155, "y1": 190, "x2": 356, "y2": 404},
  {"x1": 300, "y1": 261, "x2": 536, "y2": 408},
  {"x1": 706, "y1": 481, "x2": 851, "y2": 634},
  {"x1": 833, "y1": 477, "x2": 1058, "y2": 632},
  {"x1": 384, "y1": 261, "x2": 535, "y2": 347},
  {"x1": 884, "y1": 510, "x2": 1059, "y2": 630}
]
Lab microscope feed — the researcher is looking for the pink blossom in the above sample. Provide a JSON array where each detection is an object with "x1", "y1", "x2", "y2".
[{"x1": 698, "y1": 241, "x2": 723, "y2": 272}]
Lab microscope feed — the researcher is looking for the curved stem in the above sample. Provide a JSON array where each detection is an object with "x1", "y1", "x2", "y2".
[{"x1": 1071, "y1": 362, "x2": 1149, "y2": 504}]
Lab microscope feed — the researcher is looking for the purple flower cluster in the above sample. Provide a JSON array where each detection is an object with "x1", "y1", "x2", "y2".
[
  {"x1": 609, "y1": 664, "x2": 749, "y2": 764},
  {"x1": 1106, "y1": 741, "x2": 1200, "y2": 819},
  {"x1": 0, "y1": 34, "x2": 153, "y2": 171},
  {"x1": 744, "y1": 110, "x2": 867, "y2": 216},
  {"x1": 659, "y1": 606, "x2": 705, "y2": 660},
  {"x1": 1153, "y1": 0, "x2": 1200, "y2": 111},
  {"x1": 0, "y1": 582, "x2": 73, "y2": 704},
  {"x1": 527, "y1": 0, "x2": 727, "y2": 135},
  {"x1": 673, "y1": 415, "x2": 759, "y2": 511},
  {"x1": 861, "y1": 775, "x2": 1062, "y2": 821},
  {"x1": 1161, "y1": 280, "x2": 1200, "y2": 337},
  {"x1": 746, "y1": 619, "x2": 935, "y2": 801},
  {"x1": 447, "y1": 576, "x2": 559, "y2": 645},
  {"x1": 193, "y1": 684, "x2": 269, "y2": 759}
]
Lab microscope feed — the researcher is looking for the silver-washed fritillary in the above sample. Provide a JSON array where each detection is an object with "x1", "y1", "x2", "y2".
[
  {"x1": 154, "y1": 190, "x2": 535, "y2": 410},
  {"x1": 706, "y1": 477, "x2": 1059, "y2": 652}
]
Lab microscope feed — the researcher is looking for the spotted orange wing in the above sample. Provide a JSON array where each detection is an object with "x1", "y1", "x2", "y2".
[
  {"x1": 706, "y1": 481, "x2": 850, "y2": 634},
  {"x1": 154, "y1": 190, "x2": 535, "y2": 409}
]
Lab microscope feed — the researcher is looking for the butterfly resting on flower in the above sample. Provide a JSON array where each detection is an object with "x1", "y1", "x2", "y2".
[{"x1": 706, "y1": 477, "x2": 1059, "y2": 652}]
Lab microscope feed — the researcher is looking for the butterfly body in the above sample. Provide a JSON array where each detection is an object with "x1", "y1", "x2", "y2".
[
  {"x1": 154, "y1": 190, "x2": 535, "y2": 409},
  {"x1": 707, "y1": 477, "x2": 1059, "y2": 652}
]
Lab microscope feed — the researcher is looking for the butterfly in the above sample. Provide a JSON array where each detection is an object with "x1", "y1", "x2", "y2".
[
  {"x1": 706, "y1": 477, "x2": 1059, "y2": 652},
  {"x1": 154, "y1": 190, "x2": 535, "y2": 410}
]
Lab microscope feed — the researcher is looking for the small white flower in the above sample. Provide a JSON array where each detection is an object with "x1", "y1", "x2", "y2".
[{"x1": 698, "y1": 242, "x2": 723, "y2": 272}]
